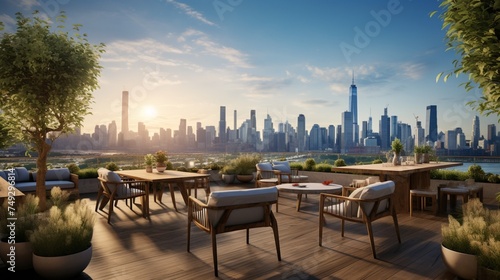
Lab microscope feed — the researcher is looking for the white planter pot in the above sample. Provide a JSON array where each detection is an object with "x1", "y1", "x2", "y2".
[
  {"x1": 0, "y1": 240, "x2": 33, "y2": 270},
  {"x1": 33, "y1": 245, "x2": 92, "y2": 279},
  {"x1": 441, "y1": 243, "x2": 477, "y2": 280}
]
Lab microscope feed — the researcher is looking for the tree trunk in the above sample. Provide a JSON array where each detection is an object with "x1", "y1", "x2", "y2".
[{"x1": 36, "y1": 141, "x2": 51, "y2": 211}]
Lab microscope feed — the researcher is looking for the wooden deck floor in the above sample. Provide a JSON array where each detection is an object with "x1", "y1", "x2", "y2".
[{"x1": 1, "y1": 182, "x2": 467, "y2": 279}]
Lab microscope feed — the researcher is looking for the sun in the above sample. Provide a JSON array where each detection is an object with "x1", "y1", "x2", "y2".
[{"x1": 142, "y1": 105, "x2": 157, "y2": 118}]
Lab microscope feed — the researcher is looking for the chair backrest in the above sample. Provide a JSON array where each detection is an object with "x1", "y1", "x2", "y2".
[{"x1": 207, "y1": 187, "x2": 277, "y2": 227}]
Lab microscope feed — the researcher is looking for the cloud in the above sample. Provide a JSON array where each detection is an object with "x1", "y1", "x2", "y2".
[
  {"x1": 180, "y1": 28, "x2": 251, "y2": 68},
  {"x1": 19, "y1": 0, "x2": 38, "y2": 9},
  {"x1": 166, "y1": 0, "x2": 216, "y2": 26},
  {"x1": 240, "y1": 74, "x2": 292, "y2": 91}
]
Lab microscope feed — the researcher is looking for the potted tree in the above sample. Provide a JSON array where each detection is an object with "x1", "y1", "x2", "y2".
[
  {"x1": 30, "y1": 187, "x2": 95, "y2": 279},
  {"x1": 391, "y1": 138, "x2": 404, "y2": 166},
  {"x1": 155, "y1": 150, "x2": 168, "y2": 173},
  {"x1": 0, "y1": 194, "x2": 40, "y2": 270},
  {"x1": 441, "y1": 199, "x2": 500, "y2": 279},
  {"x1": 144, "y1": 153, "x2": 155, "y2": 173}
]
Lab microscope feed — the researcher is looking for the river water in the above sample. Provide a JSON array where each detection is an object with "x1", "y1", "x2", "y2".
[{"x1": 446, "y1": 162, "x2": 500, "y2": 174}]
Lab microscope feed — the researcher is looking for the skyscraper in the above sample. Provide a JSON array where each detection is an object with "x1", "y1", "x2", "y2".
[
  {"x1": 379, "y1": 107, "x2": 390, "y2": 150},
  {"x1": 472, "y1": 115, "x2": 480, "y2": 149},
  {"x1": 121, "y1": 90, "x2": 129, "y2": 138},
  {"x1": 426, "y1": 105, "x2": 438, "y2": 145},
  {"x1": 219, "y1": 106, "x2": 226, "y2": 143},
  {"x1": 341, "y1": 111, "x2": 353, "y2": 153},
  {"x1": 390, "y1": 115, "x2": 398, "y2": 141},
  {"x1": 349, "y1": 72, "x2": 358, "y2": 144},
  {"x1": 349, "y1": 72, "x2": 358, "y2": 125},
  {"x1": 297, "y1": 114, "x2": 306, "y2": 152}
]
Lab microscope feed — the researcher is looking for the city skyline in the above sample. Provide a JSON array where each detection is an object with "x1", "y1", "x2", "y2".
[{"x1": 1, "y1": 1, "x2": 499, "y2": 137}]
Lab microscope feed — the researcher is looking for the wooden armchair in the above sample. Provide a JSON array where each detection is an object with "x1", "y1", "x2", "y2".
[
  {"x1": 187, "y1": 186, "x2": 281, "y2": 277},
  {"x1": 272, "y1": 160, "x2": 308, "y2": 184},
  {"x1": 96, "y1": 168, "x2": 149, "y2": 224},
  {"x1": 255, "y1": 162, "x2": 280, "y2": 187},
  {"x1": 319, "y1": 180, "x2": 401, "y2": 258}
]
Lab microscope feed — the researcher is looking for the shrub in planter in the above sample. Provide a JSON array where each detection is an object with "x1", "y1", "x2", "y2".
[
  {"x1": 441, "y1": 199, "x2": 500, "y2": 278},
  {"x1": 105, "y1": 162, "x2": 119, "y2": 171},
  {"x1": 66, "y1": 163, "x2": 80, "y2": 174},
  {"x1": 334, "y1": 159, "x2": 346, "y2": 167},
  {"x1": 314, "y1": 163, "x2": 333, "y2": 172},
  {"x1": 304, "y1": 158, "x2": 316, "y2": 171},
  {"x1": 290, "y1": 162, "x2": 304, "y2": 171},
  {"x1": 468, "y1": 164, "x2": 486, "y2": 182}
]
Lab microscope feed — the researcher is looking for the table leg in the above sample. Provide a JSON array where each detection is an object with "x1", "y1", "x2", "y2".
[
  {"x1": 296, "y1": 194, "x2": 302, "y2": 211},
  {"x1": 169, "y1": 184, "x2": 178, "y2": 211}
]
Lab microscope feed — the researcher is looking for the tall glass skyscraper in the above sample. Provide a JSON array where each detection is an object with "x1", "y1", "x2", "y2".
[
  {"x1": 349, "y1": 73, "x2": 358, "y2": 144},
  {"x1": 472, "y1": 115, "x2": 480, "y2": 149},
  {"x1": 425, "y1": 105, "x2": 438, "y2": 144},
  {"x1": 297, "y1": 114, "x2": 306, "y2": 152},
  {"x1": 219, "y1": 106, "x2": 226, "y2": 143},
  {"x1": 349, "y1": 73, "x2": 358, "y2": 125}
]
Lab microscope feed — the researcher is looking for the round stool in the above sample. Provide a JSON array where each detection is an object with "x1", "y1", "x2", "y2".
[{"x1": 410, "y1": 189, "x2": 437, "y2": 216}]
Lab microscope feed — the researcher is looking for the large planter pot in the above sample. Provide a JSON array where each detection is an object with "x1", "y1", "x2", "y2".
[
  {"x1": 33, "y1": 245, "x2": 92, "y2": 280},
  {"x1": 221, "y1": 174, "x2": 235, "y2": 184},
  {"x1": 441, "y1": 243, "x2": 478, "y2": 279},
  {"x1": 236, "y1": 174, "x2": 254, "y2": 183},
  {"x1": 0, "y1": 240, "x2": 33, "y2": 270}
]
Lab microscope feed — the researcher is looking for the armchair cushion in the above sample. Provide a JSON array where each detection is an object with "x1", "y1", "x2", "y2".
[
  {"x1": 207, "y1": 187, "x2": 277, "y2": 226},
  {"x1": 14, "y1": 167, "x2": 30, "y2": 183},
  {"x1": 256, "y1": 162, "x2": 273, "y2": 172},
  {"x1": 359, "y1": 181, "x2": 395, "y2": 214}
]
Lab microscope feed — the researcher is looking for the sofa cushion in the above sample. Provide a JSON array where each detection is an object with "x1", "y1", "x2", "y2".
[
  {"x1": 207, "y1": 186, "x2": 277, "y2": 226},
  {"x1": 32, "y1": 168, "x2": 71, "y2": 181},
  {"x1": 44, "y1": 181, "x2": 75, "y2": 190},
  {"x1": 13, "y1": 182, "x2": 37, "y2": 192},
  {"x1": 14, "y1": 167, "x2": 30, "y2": 183},
  {"x1": 0, "y1": 171, "x2": 7, "y2": 181}
]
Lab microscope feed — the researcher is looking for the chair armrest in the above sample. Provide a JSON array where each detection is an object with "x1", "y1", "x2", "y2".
[
  {"x1": 342, "y1": 186, "x2": 357, "y2": 196},
  {"x1": 188, "y1": 196, "x2": 210, "y2": 231}
]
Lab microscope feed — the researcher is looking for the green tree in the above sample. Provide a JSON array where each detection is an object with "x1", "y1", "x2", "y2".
[
  {"x1": 0, "y1": 11, "x2": 104, "y2": 210},
  {"x1": 432, "y1": 0, "x2": 500, "y2": 118}
]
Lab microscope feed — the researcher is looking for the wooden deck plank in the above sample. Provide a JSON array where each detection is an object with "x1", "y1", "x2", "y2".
[{"x1": 0, "y1": 183, "x2": 464, "y2": 279}]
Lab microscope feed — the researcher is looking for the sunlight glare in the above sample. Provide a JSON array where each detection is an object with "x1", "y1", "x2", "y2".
[{"x1": 142, "y1": 106, "x2": 157, "y2": 118}]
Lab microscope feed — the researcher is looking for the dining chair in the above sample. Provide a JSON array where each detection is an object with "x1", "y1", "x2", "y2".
[
  {"x1": 319, "y1": 180, "x2": 401, "y2": 258},
  {"x1": 272, "y1": 160, "x2": 308, "y2": 184},
  {"x1": 96, "y1": 168, "x2": 149, "y2": 224},
  {"x1": 187, "y1": 186, "x2": 281, "y2": 277}
]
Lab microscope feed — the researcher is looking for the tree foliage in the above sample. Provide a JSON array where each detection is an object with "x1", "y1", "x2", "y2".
[
  {"x1": 0, "y1": 11, "x2": 104, "y2": 209},
  {"x1": 432, "y1": 0, "x2": 500, "y2": 118}
]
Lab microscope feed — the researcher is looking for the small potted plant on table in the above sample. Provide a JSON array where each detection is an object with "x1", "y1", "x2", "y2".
[
  {"x1": 391, "y1": 138, "x2": 404, "y2": 166},
  {"x1": 144, "y1": 153, "x2": 155, "y2": 173},
  {"x1": 155, "y1": 150, "x2": 168, "y2": 173}
]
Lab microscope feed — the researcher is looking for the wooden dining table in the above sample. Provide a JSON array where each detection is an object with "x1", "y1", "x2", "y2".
[
  {"x1": 115, "y1": 169, "x2": 209, "y2": 211},
  {"x1": 331, "y1": 161, "x2": 463, "y2": 213}
]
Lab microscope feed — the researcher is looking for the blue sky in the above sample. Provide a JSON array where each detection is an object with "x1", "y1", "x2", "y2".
[{"x1": 1, "y1": 0, "x2": 498, "y2": 139}]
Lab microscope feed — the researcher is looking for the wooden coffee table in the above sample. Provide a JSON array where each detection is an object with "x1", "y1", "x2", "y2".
[{"x1": 277, "y1": 182, "x2": 342, "y2": 212}]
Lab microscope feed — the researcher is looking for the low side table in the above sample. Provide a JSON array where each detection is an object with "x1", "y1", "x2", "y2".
[{"x1": 277, "y1": 183, "x2": 342, "y2": 212}]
